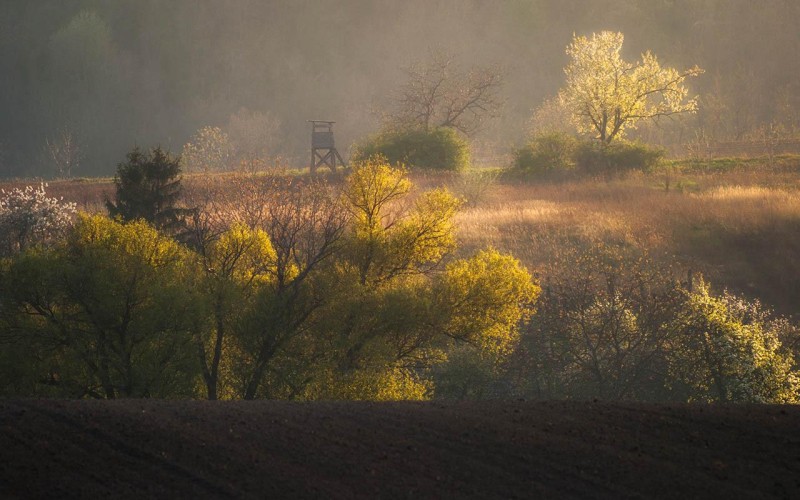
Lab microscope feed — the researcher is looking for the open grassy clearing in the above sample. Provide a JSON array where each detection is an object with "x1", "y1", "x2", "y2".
[
  {"x1": 452, "y1": 159, "x2": 800, "y2": 318},
  {"x1": 4, "y1": 156, "x2": 800, "y2": 319}
]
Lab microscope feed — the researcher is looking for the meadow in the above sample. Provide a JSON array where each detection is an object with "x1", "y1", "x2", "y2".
[
  {"x1": 12, "y1": 157, "x2": 800, "y2": 314},
  {"x1": 452, "y1": 156, "x2": 800, "y2": 319},
  {"x1": 25, "y1": 154, "x2": 800, "y2": 318}
]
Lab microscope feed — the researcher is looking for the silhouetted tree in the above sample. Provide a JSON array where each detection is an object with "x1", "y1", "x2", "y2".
[
  {"x1": 384, "y1": 50, "x2": 505, "y2": 136},
  {"x1": 106, "y1": 146, "x2": 189, "y2": 232}
]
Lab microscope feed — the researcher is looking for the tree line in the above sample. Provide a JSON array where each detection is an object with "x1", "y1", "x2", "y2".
[
  {"x1": 0, "y1": 151, "x2": 537, "y2": 400},
  {"x1": 2, "y1": 0, "x2": 800, "y2": 176},
  {"x1": 0, "y1": 148, "x2": 798, "y2": 402}
]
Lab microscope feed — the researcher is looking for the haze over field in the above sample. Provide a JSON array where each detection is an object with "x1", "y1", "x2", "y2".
[{"x1": 2, "y1": 0, "x2": 800, "y2": 176}]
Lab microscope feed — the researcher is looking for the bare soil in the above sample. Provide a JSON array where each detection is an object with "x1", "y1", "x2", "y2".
[{"x1": 0, "y1": 400, "x2": 798, "y2": 499}]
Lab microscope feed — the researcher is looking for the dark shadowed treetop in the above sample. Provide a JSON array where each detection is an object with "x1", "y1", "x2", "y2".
[{"x1": 106, "y1": 146, "x2": 188, "y2": 231}]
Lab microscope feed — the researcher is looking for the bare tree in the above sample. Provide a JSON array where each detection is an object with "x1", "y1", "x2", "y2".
[
  {"x1": 384, "y1": 50, "x2": 505, "y2": 136},
  {"x1": 182, "y1": 171, "x2": 350, "y2": 400},
  {"x1": 45, "y1": 128, "x2": 83, "y2": 178}
]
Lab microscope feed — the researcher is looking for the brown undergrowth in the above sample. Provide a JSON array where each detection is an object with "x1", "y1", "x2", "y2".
[
  {"x1": 454, "y1": 166, "x2": 800, "y2": 317},
  {"x1": 4, "y1": 162, "x2": 799, "y2": 316}
]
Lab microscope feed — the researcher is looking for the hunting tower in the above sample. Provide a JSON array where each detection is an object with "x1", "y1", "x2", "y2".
[{"x1": 309, "y1": 120, "x2": 346, "y2": 174}]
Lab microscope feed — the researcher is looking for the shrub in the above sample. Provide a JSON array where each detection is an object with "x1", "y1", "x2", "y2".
[
  {"x1": 574, "y1": 140, "x2": 665, "y2": 177},
  {"x1": 669, "y1": 281, "x2": 800, "y2": 404},
  {"x1": 353, "y1": 127, "x2": 470, "y2": 171},
  {"x1": 512, "y1": 133, "x2": 577, "y2": 176},
  {"x1": 0, "y1": 183, "x2": 76, "y2": 257}
]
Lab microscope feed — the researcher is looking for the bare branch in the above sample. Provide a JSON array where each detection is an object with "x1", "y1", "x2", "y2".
[{"x1": 383, "y1": 50, "x2": 505, "y2": 136}]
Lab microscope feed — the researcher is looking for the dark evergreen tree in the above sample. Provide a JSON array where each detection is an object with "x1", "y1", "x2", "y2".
[{"x1": 106, "y1": 146, "x2": 189, "y2": 232}]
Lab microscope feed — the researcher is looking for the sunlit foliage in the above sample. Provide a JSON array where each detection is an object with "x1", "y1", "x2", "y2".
[
  {"x1": 194, "y1": 223, "x2": 277, "y2": 399},
  {"x1": 669, "y1": 282, "x2": 799, "y2": 403},
  {"x1": 309, "y1": 366, "x2": 432, "y2": 401},
  {"x1": 298, "y1": 160, "x2": 537, "y2": 400},
  {"x1": 1, "y1": 214, "x2": 198, "y2": 398},
  {"x1": 181, "y1": 126, "x2": 234, "y2": 173},
  {"x1": 342, "y1": 156, "x2": 460, "y2": 285},
  {"x1": 436, "y1": 249, "x2": 539, "y2": 357},
  {"x1": 559, "y1": 31, "x2": 703, "y2": 143}
]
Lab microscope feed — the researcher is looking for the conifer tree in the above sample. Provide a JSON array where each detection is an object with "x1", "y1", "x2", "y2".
[{"x1": 106, "y1": 146, "x2": 190, "y2": 232}]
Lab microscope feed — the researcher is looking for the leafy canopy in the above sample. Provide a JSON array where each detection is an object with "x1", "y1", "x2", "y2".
[
  {"x1": 2, "y1": 214, "x2": 198, "y2": 398},
  {"x1": 436, "y1": 248, "x2": 540, "y2": 357},
  {"x1": 342, "y1": 156, "x2": 461, "y2": 286},
  {"x1": 559, "y1": 31, "x2": 703, "y2": 143},
  {"x1": 670, "y1": 281, "x2": 799, "y2": 404}
]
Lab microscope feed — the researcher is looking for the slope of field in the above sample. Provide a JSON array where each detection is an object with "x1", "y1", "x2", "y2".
[{"x1": 1, "y1": 400, "x2": 798, "y2": 499}]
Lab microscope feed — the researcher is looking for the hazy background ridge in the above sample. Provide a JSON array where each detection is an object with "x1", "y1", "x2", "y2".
[{"x1": 1, "y1": 0, "x2": 798, "y2": 176}]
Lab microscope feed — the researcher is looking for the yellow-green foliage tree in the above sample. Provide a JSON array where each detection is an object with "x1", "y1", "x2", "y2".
[
  {"x1": 429, "y1": 249, "x2": 540, "y2": 399},
  {"x1": 342, "y1": 157, "x2": 458, "y2": 286},
  {"x1": 194, "y1": 223, "x2": 277, "y2": 400},
  {"x1": 0, "y1": 161, "x2": 539, "y2": 401},
  {"x1": 1, "y1": 214, "x2": 199, "y2": 398},
  {"x1": 559, "y1": 31, "x2": 703, "y2": 144},
  {"x1": 669, "y1": 281, "x2": 799, "y2": 403},
  {"x1": 435, "y1": 249, "x2": 538, "y2": 357},
  {"x1": 303, "y1": 157, "x2": 539, "y2": 400}
]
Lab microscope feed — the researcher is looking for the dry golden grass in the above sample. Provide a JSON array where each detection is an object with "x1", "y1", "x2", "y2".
[
  {"x1": 4, "y1": 165, "x2": 799, "y2": 316},
  {"x1": 0, "y1": 178, "x2": 113, "y2": 212},
  {"x1": 450, "y1": 168, "x2": 800, "y2": 316}
]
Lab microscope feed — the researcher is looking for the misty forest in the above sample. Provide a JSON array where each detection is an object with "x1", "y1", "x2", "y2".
[{"x1": 1, "y1": 0, "x2": 800, "y2": 405}]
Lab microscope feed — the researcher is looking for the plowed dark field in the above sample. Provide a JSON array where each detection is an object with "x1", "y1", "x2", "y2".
[{"x1": 1, "y1": 400, "x2": 798, "y2": 499}]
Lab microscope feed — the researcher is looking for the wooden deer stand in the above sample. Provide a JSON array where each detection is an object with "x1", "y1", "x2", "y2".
[{"x1": 309, "y1": 120, "x2": 346, "y2": 174}]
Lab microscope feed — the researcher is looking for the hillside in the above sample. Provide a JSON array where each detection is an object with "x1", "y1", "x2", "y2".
[{"x1": 1, "y1": 400, "x2": 798, "y2": 498}]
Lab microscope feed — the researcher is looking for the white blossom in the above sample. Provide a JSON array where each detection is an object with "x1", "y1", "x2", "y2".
[{"x1": 0, "y1": 183, "x2": 76, "y2": 256}]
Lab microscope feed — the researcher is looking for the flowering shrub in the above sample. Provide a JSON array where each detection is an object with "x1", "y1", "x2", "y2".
[{"x1": 0, "y1": 183, "x2": 76, "y2": 256}]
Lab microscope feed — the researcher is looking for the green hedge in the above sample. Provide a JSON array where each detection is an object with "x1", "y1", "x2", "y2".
[
  {"x1": 512, "y1": 135, "x2": 665, "y2": 179},
  {"x1": 353, "y1": 127, "x2": 470, "y2": 171},
  {"x1": 574, "y1": 141, "x2": 665, "y2": 177},
  {"x1": 512, "y1": 133, "x2": 577, "y2": 177}
]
